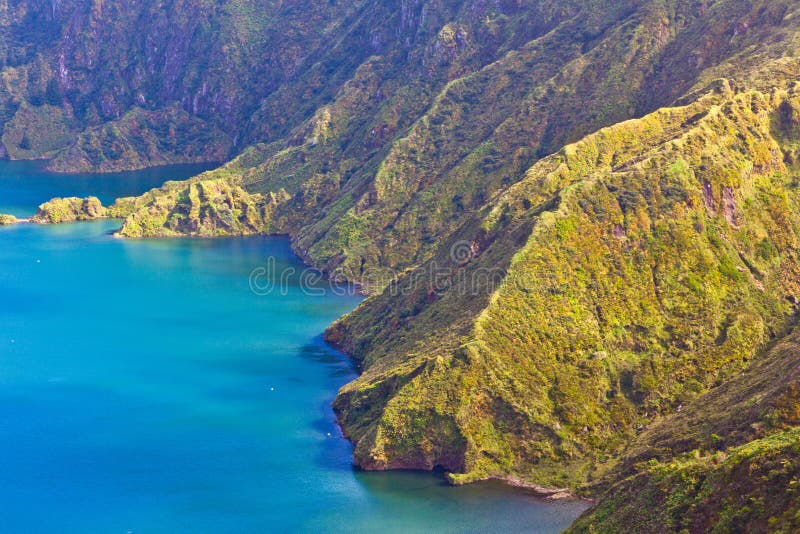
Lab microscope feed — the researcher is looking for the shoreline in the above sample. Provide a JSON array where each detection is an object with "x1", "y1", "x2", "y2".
[
  {"x1": 10, "y1": 199, "x2": 590, "y2": 528},
  {"x1": 0, "y1": 155, "x2": 221, "y2": 176},
  {"x1": 481, "y1": 475, "x2": 591, "y2": 502},
  {"x1": 18, "y1": 202, "x2": 586, "y2": 507},
  {"x1": 324, "y1": 334, "x2": 592, "y2": 505}
]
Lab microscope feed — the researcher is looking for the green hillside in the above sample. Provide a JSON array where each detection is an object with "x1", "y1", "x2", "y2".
[
  {"x1": 330, "y1": 82, "x2": 800, "y2": 489},
  {"x1": 570, "y1": 329, "x2": 800, "y2": 532}
]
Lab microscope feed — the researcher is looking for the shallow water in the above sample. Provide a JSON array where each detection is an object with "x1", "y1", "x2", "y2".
[{"x1": 0, "y1": 161, "x2": 588, "y2": 532}]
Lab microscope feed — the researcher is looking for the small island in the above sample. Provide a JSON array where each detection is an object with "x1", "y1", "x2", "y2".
[
  {"x1": 30, "y1": 197, "x2": 107, "y2": 224},
  {"x1": 0, "y1": 214, "x2": 19, "y2": 225},
  {"x1": 0, "y1": 198, "x2": 107, "y2": 226}
]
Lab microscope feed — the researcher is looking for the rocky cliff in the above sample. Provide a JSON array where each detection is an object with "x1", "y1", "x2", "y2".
[
  {"x1": 0, "y1": 0, "x2": 367, "y2": 170},
  {"x1": 53, "y1": 0, "x2": 797, "y2": 282}
]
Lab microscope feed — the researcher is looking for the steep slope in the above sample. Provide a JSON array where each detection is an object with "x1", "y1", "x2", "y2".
[
  {"x1": 0, "y1": 0, "x2": 369, "y2": 169},
  {"x1": 569, "y1": 329, "x2": 800, "y2": 533},
  {"x1": 0, "y1": 0, "x2": 592, "y2": 172},
  {"x1": 329, "y1": 82, "x2": 800, "y2": 489},
  {"x1": 87, "y1": 0, "x2": 800, "y2": 287}
]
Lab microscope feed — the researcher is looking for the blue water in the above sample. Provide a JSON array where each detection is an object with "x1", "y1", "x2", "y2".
[
  {"x1": 0, "y1": 161, "x2": 215, "y2": 217},
  {"x1": 0, "y1": 161, "x2": 588, "y2": 532}
]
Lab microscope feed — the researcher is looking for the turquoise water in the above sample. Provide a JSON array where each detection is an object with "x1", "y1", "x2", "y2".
[{"x1": 0, "y1": 161, "x2": 588, "y2": 532}]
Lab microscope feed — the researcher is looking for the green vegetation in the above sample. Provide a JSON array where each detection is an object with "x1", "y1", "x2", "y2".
[
  {"x1": 31, "y1": 197, "x2": 107, "y2": 224},
  {"x1": 570, "y1": 330, "x2": 800, "y2": 533},
  {"x1": 27, "y1": 176, "x2": 288, "y2": 236},
  {"x1": 0, "y1": 0, "x2": 368, "y2": 171},
  {"x1": 573, "y1": 428, "x2": 800, "y2": 533},
  {"x1": 47, "y1": 107, "x2": 231, "y2": 173},
  {"x1": 2, "y1": 104, "x2": 71, "y2": 160},
  {"x1": 117, "y1": 178, "x2": 287, "y2": 238},
  {"x1": 331, "y1": 85, "x2": 800, "y2": 492}
]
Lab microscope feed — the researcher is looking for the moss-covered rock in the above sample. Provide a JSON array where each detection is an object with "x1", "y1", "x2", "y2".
[
  {"x1": 31, "y1": 197, "x2": 108, "y2": 224},
  {"x1": 0, "y1": 214, "x2": 18, "y2": 225},
  {"x1": 569, "y1": 329, "x2": 800, "y2": 533},
  {"x1": 572, "y1": 428, "x2": 800, "y2": 533},
  {"x1": 116, "y1": 178, "x2": 289, "y2": 237}
]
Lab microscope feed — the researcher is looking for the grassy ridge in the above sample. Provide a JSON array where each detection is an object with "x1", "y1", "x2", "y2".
[{"x1": 331, "y1": 82, "x2": 800, "y2": 491}]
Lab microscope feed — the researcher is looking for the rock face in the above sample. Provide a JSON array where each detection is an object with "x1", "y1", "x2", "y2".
[
  {"x1": 0, "y1": 0, "x2": 366, "y2": 171},
  {"x1": 8, "y1": 0, "x2": 787, "y2": 177},
  {"x1": 31, "y1": 197, "x2": 107, "y2": 224},
  {"x1": 0, "y1": 213, "x2": 17, "y2": 225}
]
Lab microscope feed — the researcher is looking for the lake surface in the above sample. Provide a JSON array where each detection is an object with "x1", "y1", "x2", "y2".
[{"x1": 0, "y1": 161, "x2": 588, "y2": 532}]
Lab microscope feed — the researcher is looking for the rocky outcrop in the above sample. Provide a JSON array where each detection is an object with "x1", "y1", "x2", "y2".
[
  {"x1": 0, "y1": 213, "x2": 17, "y2": 225},
  {"x1": 116, "y1": 179, "x2": 289, "y2": 238},
  {"x1": 29, "y1": 177, "x2": 289, "y2": 236},
  {"x1": 30, "y1": 197, "x2": 107, "y2": 224}
]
